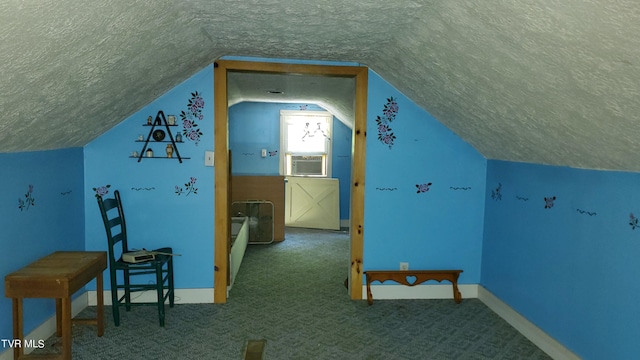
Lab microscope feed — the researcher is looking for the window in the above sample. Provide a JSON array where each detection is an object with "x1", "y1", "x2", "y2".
[{"x1": 280, "y1": 110, "x2": 332, "y2": 177}]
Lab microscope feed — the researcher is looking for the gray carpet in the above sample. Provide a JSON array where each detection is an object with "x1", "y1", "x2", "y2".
[{"x1": 35, "y1": 227, "x2": 552, "y2": 359}]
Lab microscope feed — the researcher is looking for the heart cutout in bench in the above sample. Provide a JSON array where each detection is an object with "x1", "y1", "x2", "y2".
[{"x1": 406, "y1": 275, "x2": 417, "y2": 285}]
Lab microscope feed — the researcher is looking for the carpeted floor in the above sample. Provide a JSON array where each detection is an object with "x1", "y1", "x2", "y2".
[{"x1": 34, "y1": 227, "x2": 552, "y2": 359}]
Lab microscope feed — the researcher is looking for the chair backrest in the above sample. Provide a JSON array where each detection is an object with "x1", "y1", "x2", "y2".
[{"x1": 96, "y1": 190, "x2": 129, "y2": 264}]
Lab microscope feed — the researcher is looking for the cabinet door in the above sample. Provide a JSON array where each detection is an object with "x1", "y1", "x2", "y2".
[{"x1": 285, "y1": 177, "x2": 340, "y2": 230}]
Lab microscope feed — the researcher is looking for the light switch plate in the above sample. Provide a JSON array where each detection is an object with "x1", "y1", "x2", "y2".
[{"x1": 204, "y1": 151, "x2": 214, "y2": 166}]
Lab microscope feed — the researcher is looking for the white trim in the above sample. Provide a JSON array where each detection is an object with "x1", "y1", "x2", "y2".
[
  {"x1": 87, "y1": 288, "x2": 215, "y2": 306},
  {"x1": 478, "y1": 286, "x2": 580, "y2": 360},
  {"x1": 0, "y1": 293, "x2": 88, "y2": 360},
  {"x1": 361, "y1": 283, "x2": 478, "y2": 300}
]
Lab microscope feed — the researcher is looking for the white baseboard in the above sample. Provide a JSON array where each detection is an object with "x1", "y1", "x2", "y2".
[
  {"x1": 0, "y1": 293, "x2": 89, "y2": 360},
  {"x1": 477, "y1": 286, "x2": 580, "y2": 360},
  {"x1": 361, "y1": 283, "x2": 478, "y2": 300},
  {"x1": 87, "y1": 288, "x2": 214, "y2": 306}
]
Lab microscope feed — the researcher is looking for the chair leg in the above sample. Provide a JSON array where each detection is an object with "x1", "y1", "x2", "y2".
[
  {"x1": 156, "y1": 263, "x2": 165, "y2": 327},
  {"x1": 168, "y1": 257, "x2": 175, "y2": 307},
  {"x1": 123, "y1": 269, "x2": 132, "y2": 312},
  {"x1": 109, "y1": 272, "x2": 120, "y2": 327}
]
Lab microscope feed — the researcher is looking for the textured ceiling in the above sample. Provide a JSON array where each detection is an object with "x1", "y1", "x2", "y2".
[
  {"x1": 1, "y1": 1, "x2": 640, "y2": 171},
  {"x1": 227, "y1": 71, "x2": 355, "y2": 128}
]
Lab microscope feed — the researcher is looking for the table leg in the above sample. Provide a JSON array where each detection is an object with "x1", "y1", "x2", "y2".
[
  {"x1": 56, "y1": 298, "x2": 62, "y2": 336},
  {"x1": 12, "y1": 298, "x2": 24, "y2": 360},
  {"x1": 61, "y1": 297, "x2": 72, "y2": 360},
  {"x1": 97, "y1": 272, "x2": 104, "y2": 337}
]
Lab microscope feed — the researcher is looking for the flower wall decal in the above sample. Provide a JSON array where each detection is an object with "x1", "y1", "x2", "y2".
[
  {"x1": 416, "y1": 183, "x2": 432, "y2": 193},
  {"x1": 544, "y1": 196, "x2": 556, "y2": 209},
  {"x1": 491, "y1": 183, "x2": 502, "y2": 201},
  {"x1": 375, "y1": 97, "x2": 398, "y2": 149},
  {"x1": 18, "y1": 184, "x2": 35, "y2": 211},
  {"x1": 176, "y1": 177, "x2": 198, "y2": 196},
  {"x1": 93, "y1": 184, "x2": 111, "y2": 199},
  {"x1": 180, "y1": 91, "x2": 205, "y2": 146}
]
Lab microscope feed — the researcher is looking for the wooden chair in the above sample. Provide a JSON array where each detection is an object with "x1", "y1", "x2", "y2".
[{"x1": 96, "y1": 190, "x2": 175, "y2": 327}]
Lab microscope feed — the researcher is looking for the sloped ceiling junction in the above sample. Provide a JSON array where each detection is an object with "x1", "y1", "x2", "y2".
[{"x1": 1, "y1": 1, "x2": 640, "y2": 171}]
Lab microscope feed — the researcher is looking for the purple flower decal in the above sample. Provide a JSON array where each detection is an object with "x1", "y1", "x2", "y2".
[
  {"x1": 187, "y1": 129, "x2": 201, "y2": 141},
  {"x1": 176, "y1": 177, "x2": 198, "y2": 196},
  {"x1": 19, "y1": 184, "x2": 36, "y2": 211},
  {"x1": 416, "y1": 183, "x2": 432, "y2": 193},
  {"x1": 92, "y1": 184, "x2": 111, "y2": 199},
  {"x1": 544, "y1": 196, "x2": 556, "y2": 209},
  {"x1": 381, "y1": 133, "x2": 396, "y2": 145},
  {"x1": 180, "y1": 91, "x2": 205, "y2": 146},
  {"x1": 376, "y1": 97, "x2": 398, "y2": 149},
  {"x1": 491, "y1": 182, "x2": 502, "y2": 201}
]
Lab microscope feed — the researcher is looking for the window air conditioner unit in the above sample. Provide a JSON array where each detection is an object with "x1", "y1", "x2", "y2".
[{"x1": 291, "y1": 155, "x2": 324, "y2": 176}]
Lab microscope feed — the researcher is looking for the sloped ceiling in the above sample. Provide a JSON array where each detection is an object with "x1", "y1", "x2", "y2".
[{"x1": 1, "y1": 1, "x2": 640, "y2": 171}]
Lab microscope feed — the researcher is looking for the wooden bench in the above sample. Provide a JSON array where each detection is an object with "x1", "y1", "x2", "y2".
[{"x1": 364, "y1": 270, "x2": 463, "y2": 305}]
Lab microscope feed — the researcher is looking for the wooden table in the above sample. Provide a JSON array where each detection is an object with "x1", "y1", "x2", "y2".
[
  {"x1": 5, "y1": 251, "x2": 107, "y2": 360},
  {"x1": 364, "y1": 269, "x2": 463, "y2": 305}
]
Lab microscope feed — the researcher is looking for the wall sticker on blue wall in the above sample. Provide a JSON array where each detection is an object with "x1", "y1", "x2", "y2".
[
  {"x1": 629, "y1": 213, "x2": 638, "y2": 230},
  {"x1": 375, "y1": 96, "x2": 398, "y2": 149},
  {"x1": 180, "y1": 91, "x2": 205, "y2": 146},
  {"x1": 18, "y1": 184, "x2": 35, "y2": 211},
  {"x1": 491, "y1": 183, "x2": 502, "y2": 200},
  {"x1": 544, "y1": 196, "x2": 556, "y2": 209},
  {"x1": 93, "y1": 184, "x2": 111, "y2": 199},
  {"x1": 416, "y1": 182, "x2": 432, "y2": 193},
  {"x1": 269, "y1": 150, "x2": 278, "y2": 157},
  {"x1": 131, "y1": 187, "x2": 155, "y2": 191},
  {"x1": 450, "y1": 186, "x2": 471, "y2": 191},
  {"x1": 175, "y1": 177, "x2": 198, "y2": 196},
  {"x1": 576, "y1": 209, "x2": 596, "y2": 216}
]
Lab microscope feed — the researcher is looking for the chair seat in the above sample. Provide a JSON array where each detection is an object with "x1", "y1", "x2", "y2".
[{"x1": 115, "y1": 247, "x2": 174, "y2": 269}]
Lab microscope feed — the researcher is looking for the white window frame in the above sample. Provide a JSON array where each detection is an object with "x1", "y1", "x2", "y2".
[{"x1": 280, "y1": 110, "x2": 333, "y2": 177}]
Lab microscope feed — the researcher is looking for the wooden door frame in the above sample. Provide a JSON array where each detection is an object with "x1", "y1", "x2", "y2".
[{"x1": 214, "y1": 59, "x2": 368, "y2": 303}]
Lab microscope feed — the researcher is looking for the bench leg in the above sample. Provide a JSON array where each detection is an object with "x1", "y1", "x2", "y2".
[{"x1": 452, "y1": 281, "x2": 462, "y2": 304}]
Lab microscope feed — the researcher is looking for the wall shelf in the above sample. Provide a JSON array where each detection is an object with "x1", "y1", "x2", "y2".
[{"x1": 134, "y1": 111, "x2": 187, "y2": 163}]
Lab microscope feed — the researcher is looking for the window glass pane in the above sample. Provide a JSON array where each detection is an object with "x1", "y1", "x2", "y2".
[{"x1": 286, "y1": 121, "x2": 327, "y2": 153}]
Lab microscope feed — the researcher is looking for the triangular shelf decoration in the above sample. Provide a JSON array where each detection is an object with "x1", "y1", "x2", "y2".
[{"x1": 133, "y1": 110, "x2": 190, "y2": 163}]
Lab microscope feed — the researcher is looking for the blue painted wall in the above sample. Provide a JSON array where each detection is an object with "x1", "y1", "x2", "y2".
[
  {"x1": 229, "y1": 101, "x2": 352, "y2": 221},
  {"x1": 84, "y1": 65, "x2": 214, "y2": 290},
  {"x1": 4, "y1": 58, "x2": 627, "y2": 358},
  {"x1": 0, "y1": 148, "x2": 85, "y2": 343},
  {"x1": 363, "y1": 70, "x2": 487, "y2": 284},
  {"x1": 483, "y1": 160, "x2": 640, "y2": 359}
]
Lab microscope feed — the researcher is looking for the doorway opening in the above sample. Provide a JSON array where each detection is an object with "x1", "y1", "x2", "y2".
[{"x1": 214, "y1": 59, "x2": 368, "y2": 303}]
